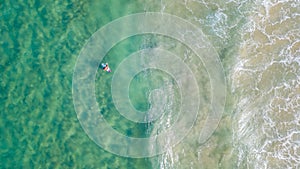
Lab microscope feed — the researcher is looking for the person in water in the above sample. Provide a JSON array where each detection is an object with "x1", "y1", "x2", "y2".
[{"x1": 101, "y1": 63, "x2": 111, "y2": 72}]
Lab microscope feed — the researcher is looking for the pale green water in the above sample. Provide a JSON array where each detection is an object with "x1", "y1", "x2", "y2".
[{"x1": 1, "y1": 0, "x2": 299, "y2": 169}]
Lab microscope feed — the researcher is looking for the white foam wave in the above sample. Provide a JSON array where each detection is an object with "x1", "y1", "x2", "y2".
[{"x1": 232, "y1": 0, "x2": 300, "y2": 168}]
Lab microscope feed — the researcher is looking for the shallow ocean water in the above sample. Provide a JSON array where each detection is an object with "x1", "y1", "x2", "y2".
[{"x1": 1, "y1": 0, "x2": 299, "y2": 169}]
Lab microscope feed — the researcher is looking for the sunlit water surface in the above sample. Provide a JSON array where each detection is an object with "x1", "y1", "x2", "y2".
[{"x1": 1, "y1": 0, "x2": 299, "y2": 168}]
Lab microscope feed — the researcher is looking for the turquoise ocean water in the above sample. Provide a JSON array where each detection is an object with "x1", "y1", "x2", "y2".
[
  {"x1": 1, "y1": 0, "x2": 299, "y2": 169},
  {"x1": 1, "y1": 1, "x2": 152, "y2": 168}
]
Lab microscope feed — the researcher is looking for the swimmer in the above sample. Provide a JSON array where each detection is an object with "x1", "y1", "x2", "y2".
[{"x1": 101, "y1": 63, "x2": 111, "y2": 72}]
